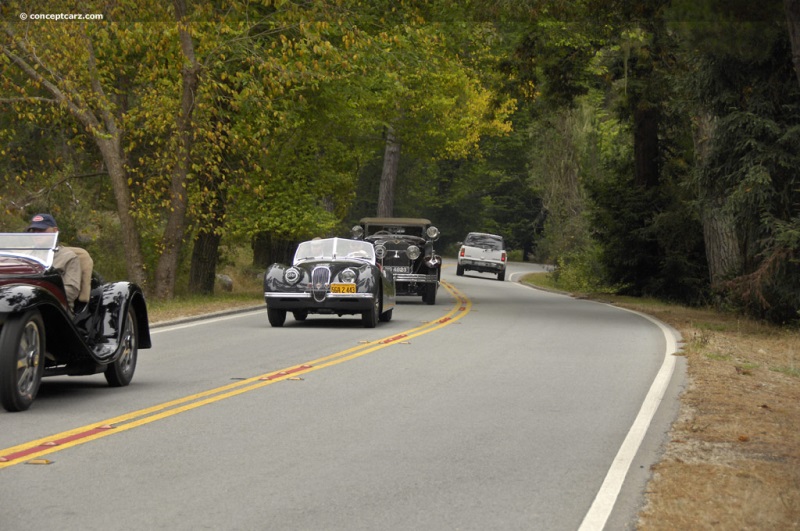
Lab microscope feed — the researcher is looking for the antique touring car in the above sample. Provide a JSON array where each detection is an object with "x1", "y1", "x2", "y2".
[{"x1": 352, "y1": 217, "x2": 442, "y2": 304}]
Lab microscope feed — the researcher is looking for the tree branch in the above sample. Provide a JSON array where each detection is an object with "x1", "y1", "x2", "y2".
[{"x1": 1, "y1": 26, "x2": 103, "y2": 134}]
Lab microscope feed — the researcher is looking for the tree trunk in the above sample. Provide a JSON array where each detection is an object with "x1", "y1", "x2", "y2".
[
  {"x1": 694, "y1": 112, "x2": 741, "y2": 285},
  {"x1": 786, "y1": 0, "x2": 800, "y2": 88},
  {"x1": 189, "y1": 231, "x2": 221, "y2": 295},
  {"x1": 633, "y1": 104, "x2": 660, "y2": 189},
  {"x1": 252, "y1": 233, "x2": 296, "y2": 268},
  {"x1": 153, "y1": 0, "x2": 201, "y2": 300},
  {"x1": 701, "y1": 202, "x2": 741, "y2": 285},
  {"x1": 95, "y1": 137, "x2": 148, "y2": 288},
  {"x1": 377, "y1": 127, "x2": 400, "y2": 217}
]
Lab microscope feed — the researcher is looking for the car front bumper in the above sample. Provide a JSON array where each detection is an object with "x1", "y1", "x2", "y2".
[
  {"x1": 264, "y1": 291, "x2": 375, "y2": 312},
  {"x1": 393, "y1": 273, "x2": 439, "y2": 283}
]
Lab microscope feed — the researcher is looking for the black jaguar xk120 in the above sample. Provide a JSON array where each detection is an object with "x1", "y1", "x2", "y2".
[
  {"x1": 263, "y1": 237, "x2": 396, "y2": 328},
  {"x1": 0, "y1": 232, "x2": 151, "y2": 412}
]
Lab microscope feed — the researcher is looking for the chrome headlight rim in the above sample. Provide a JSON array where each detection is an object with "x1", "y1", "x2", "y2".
[
  {"x1": 284, "y1": 267, "x2": 301, "y2": 284},
  {"x1": 339, "y1": 268, "x2": 357, "y2": 283},
  {"x1": 374, "y1": 244, "x2": 386, "y2": 259},
  {"x1": 426, "y1": 226, "x2": 440, "y2": 241},
  {"x1": 406, "y1": 245, "x2": 421, "y2": 260}
]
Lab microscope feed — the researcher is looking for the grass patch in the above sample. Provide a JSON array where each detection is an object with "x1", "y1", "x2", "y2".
[
  {"x1": 770, "y1": 365, "x2": 800, "y2": 378},
  {"x1": 147, "y1": 291, "x2": 262, "y2": 324},
  {"x1": 520, "y1": 271, "x2": 560, "y2": 291}
]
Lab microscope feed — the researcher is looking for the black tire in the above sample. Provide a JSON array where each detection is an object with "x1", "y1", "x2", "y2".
[
  {"x1": 498, "y1": 270, "x2": 506, "y2": 281},
  {"x1": 267, "y1": 307, "x2": 286, "y2": 327},
  {"x1": 105, "y1": 306, "x2": 138, "y2": 387},
  {"x1": 293, "y1": 310, "x2": 308, "y2": 322},
  {"x1": 456, "y1": 264, "x2": 464, "y2": 276},
  {"x1": 362, "y1": 295, "x2": 379, "y2": 328},
  {"x1": 423, "y1": 282, "x2": 437, "y2": 305},
  {"x1": 0, "y1": 310, "x2": 45, "y2": 412},
  {"x1": 379, "y1": 308, "x2": 393, "y2": 322}
]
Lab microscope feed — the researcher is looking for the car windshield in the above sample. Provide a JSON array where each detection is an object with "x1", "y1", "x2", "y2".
[
  {"x1": 0, "y1": 232, "x2": 58, "y2": 267},
  {"x1": 294, "y1": 238, "x2": 375, "y2": 265},
  {"x1": 365, "y1": 224, "x2": 424, "y2": 238},
  {"x1": 464, "y1": 233, "x2": 504, "y2": 250}
]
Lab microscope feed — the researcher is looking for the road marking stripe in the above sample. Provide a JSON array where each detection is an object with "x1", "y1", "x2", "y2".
[
  {"x1": 0, "y1": 281, "x2": 471, "y2": 469},
  {"x1": 578, "y1": 306, "x2": 679, "y2": 531}
]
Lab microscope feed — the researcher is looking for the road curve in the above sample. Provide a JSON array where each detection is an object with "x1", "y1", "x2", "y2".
[{"x1": 0, "y1": 260, "x2": 683, "y2": 530}]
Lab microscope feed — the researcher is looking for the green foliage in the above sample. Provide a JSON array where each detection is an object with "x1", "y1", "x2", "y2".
[
  {"x1": 1, "y1": 0, "x2": 796, "y2": 321},
  {"x1": 586, "y1": 167, "x2": 709, "y2": 303},
  {"x1": 551, "y1": 243, "x2": 620, "y2": 294},
  {"x1": 688, "y1": 33, "x2": 800, "y2": 322}
]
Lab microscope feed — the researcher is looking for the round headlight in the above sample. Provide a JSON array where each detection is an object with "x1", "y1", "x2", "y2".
[
  {"x1": 284, "y1": 267, "x2": 301, "y2": 284},
  {"x1": 426, "y1": 226, "x2": 440, "y2": 241},
  {"x1": 375, "y1": 244, "x2": 386, "y2": 259},
  {"x1": 406, "y1": 245, "x2": 421, "y2": 260},
  {"x1": 351, "y1": 225, "x2": 364, "y2": 239},
  {"x1": 340, "y1": 268, "x2": 357, "y2": 283}
]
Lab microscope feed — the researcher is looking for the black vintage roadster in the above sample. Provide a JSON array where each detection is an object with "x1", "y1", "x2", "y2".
[
  {"x1": 0, "y1": 232, "x2": 151, "y2": 412},
  {"x1": 263, "y1": 237, "x2": 396, "y2": 328}
]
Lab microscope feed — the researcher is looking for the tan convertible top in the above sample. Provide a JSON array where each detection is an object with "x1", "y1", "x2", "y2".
[{"x1": 359, "y1": 217, "x2": 432, "y2": 226}]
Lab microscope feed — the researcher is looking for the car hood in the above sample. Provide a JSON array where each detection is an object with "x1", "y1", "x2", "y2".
[{"x1": 0, "y1": 255, "x2": 45, "y2": 277}]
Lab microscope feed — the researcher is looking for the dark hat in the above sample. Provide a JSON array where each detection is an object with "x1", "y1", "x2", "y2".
[{"x1": 27, "y1": 213, "x2": 58, "y2": 231}]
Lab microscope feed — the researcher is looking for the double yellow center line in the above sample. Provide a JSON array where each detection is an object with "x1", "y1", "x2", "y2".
[{"x1": 0, "y1": 280, "x2": 471, "y2": 469}]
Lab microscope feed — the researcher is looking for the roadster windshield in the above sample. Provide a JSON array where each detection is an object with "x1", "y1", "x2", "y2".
[
  {"x1": 294, "y1": 238, "x2": 375, "y2": 265},
  {"x1": 0, "y1": 232, "x2": 58, "y2": 267}
]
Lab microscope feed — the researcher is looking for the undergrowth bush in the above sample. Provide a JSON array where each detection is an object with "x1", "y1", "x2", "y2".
[{"x1": 551, "y1": 245, "x2": 623, "y2": 294}]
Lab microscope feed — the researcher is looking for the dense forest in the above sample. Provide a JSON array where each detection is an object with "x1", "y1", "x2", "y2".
[{"x1": 1, "y1": 0, "x2": 798, "y2": 323}]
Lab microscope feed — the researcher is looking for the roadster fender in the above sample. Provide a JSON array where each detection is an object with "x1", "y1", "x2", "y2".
[{"x1": 0, "y1": 281, "x2": 150, "y2": 368}]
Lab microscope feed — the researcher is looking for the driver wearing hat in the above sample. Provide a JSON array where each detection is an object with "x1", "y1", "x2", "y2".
[{"x1": 26, "y1": 214, "x2": 83, "y2": 308}]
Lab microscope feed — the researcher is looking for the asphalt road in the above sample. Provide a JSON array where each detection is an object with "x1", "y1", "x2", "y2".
[{"x1": 0, "y1": 260, "x2": 684, "y2": 530}]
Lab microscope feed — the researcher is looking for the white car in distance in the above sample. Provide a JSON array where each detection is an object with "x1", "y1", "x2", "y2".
[{"x1": 456, "y1": 232, "x2": 507, "y2": 281}]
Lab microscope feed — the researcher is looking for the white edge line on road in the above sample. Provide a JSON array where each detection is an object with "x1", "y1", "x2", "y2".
[
  {"x1": 578, "y1": 306, "x2": 679, "y2": 531},
  {"x1": 151, "y1": 307, "x2": 264, "y2": 333}
]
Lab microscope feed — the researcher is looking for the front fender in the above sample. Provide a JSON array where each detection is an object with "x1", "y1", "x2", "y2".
[
  {"x1": 1, "y1": 284, "x2": 93, "y2": 363},
  {"x1": 90, "y1": 282, "x2": 152, "y2": 359},
  {"x1": 0, "y1": 283, "x2": 66, "y2": 319}
]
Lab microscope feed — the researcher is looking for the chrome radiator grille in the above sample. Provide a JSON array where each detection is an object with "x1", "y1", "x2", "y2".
[{"x1": 311, "y1": 266, "x2": 330, "y2": 302}]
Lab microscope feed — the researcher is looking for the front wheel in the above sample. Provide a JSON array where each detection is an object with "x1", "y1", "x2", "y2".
[
  {"x1": 423, "y1": 282, "x2": 437, "y2": 305},
  {"x1": 379, "y1": 308, "x2": 393, "y2": 322},
  {"x1": 267, "y1": 307, "x2": 287, "y2": 327},
  {"x1": 362, "y1": 295, "x2": 379, "y2": 328},
  {"x1": 0, "y1": 310, "x2": 46, "y2": 412},
  {"x1": 105, "y1": 306, "x2": 138, "y2": 387}
]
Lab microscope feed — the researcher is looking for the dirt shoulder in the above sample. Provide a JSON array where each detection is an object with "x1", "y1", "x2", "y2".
[{"x1": 595, "y1": 299, "x2": 800, "y2": 529}]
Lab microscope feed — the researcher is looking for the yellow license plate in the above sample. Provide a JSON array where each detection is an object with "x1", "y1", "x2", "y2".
[{"x1": 330, "y1": 283, "x2": 356, "y2": 294}]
